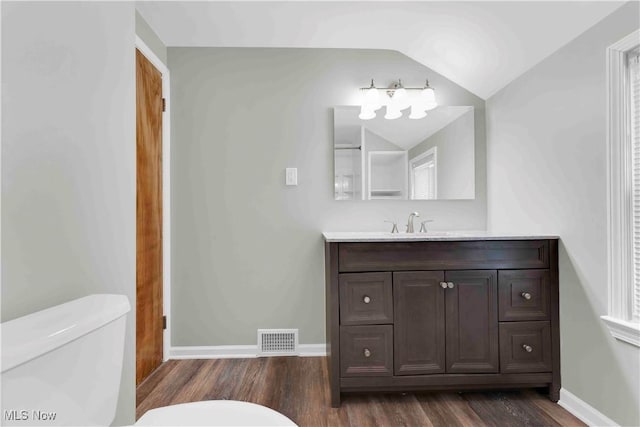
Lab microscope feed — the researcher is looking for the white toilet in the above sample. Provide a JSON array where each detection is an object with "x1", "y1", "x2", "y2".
[{"x1": 0, "y1": 294, "x2": 297, "y2": 426}]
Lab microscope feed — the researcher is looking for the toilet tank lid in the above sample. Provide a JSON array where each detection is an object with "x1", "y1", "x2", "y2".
[{"x1": 1, "y1": 294, "x2": 131, "y2": 373}]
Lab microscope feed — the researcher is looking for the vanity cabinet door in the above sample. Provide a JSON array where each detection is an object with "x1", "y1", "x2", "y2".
[
  {"x1": 445, "y1": 270, "x2": 499, "y2": 373},
  {"x1": 393, "y1": 271, "x2": 446, "y2": 375}
]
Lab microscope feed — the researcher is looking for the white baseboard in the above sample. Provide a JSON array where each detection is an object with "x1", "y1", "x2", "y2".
[
  {"x1": 169, "y1": 344, "x2": 326, "y2": 359},
  {"x1": 170, "y1": 345, "x2": 258, "y2": 359},
  {"x1": 297, "y1": 344, "x2": 327, "y2": 357},
  {"x1": 558, "y1": 388, "x2": 619, "y2": 427}
]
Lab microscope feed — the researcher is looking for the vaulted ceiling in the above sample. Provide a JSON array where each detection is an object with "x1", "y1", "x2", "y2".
[{"x1": 136, "y1": 1, "x2": 625, "y2": 99}]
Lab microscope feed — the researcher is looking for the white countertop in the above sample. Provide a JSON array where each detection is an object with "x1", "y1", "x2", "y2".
[{"x1": 322, "y1": 231, "x2": 559, "y2": 242}]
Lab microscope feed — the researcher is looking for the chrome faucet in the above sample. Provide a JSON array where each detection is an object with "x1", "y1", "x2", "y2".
[{"x1": 406, "y1": 212, "x2": 420, "y2": 233}]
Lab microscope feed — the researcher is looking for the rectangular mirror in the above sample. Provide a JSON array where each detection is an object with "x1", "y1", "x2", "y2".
[{"x1": 334, "y1": 106, "x2": 475, "y2": 200}]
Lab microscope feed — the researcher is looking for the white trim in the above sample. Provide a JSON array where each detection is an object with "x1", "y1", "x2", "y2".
[
  {"x1": 360, "y1": 126, "x2": 366, "y2": 200},
  {"x1": 171, "y1": 345, "x2": 258, "y2": 360},
  {"x1": 558, "y1": 388, "x2": 619, "y2": 427},
  {"x1": 605, "y1": 29, "x2": 640, "y2": 340},
  {"x1": 601, "y1": 315, "x2": 640, "y2": 347},
  {"x1": 409, "y1": 146, "x2": 438, "y2": 200},
  {"x1": 367, "y1": 147, "x2": 372, "y2": 200},
  {"x1": 367, "y1": 150, "x2": 408, "y2": 200},
  {"x1": 135, "y1": 36, "x2": 168, "y2": 77},
  {"x1": 403, "y1": 150, "x2": 408, "y2": 198},
  {"x1": 297, "y1": 344, "x2": 327, "y2": 357},
  {"x1": 169, "y1": 344, "x2": 327, "y2": 360},
  {"x1": 135, "y1": 36, "x2": 172, "y2": 362}
]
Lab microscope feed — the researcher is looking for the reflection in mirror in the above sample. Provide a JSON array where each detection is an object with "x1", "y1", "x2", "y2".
[{"x1": 334, "y1": 106, "x2": 475, "y2": 200}]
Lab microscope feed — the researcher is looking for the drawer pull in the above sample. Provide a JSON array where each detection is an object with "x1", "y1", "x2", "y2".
[
  {"x1": 447, "y1": 282, "x2": 455, "y2": 289},
  {"x1": 440, "y1": 282, "x2": 448, "y2": 289},
  {"x1": 522, "y1": 344, "x2": 533, "y2": 353},
  {"x1": 363, "y1": 295, "x2": 371, "y2": 304},
  {"x1": 363, "y1": 348, "x2": 371, "y2": 358},
  {"x1": 521, "y1": 292, "x2": 532, "y2": 300}
]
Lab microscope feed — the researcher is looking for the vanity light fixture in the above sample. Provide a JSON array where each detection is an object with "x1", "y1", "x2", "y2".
[
  {"x1": 359, "y1": 79, "x2": 438, "y2": 120},
  {"x1": 408, "y1": 105, "x2": 428, "y2": 120},
  {"x1": 384, "y1": 103, "x2": 403, "y2": 120},
  {"x1": 359, "y1": 79, "x2": 382, "y2": 120}
]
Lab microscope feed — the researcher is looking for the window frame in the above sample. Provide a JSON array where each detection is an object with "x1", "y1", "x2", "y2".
[
  {"x1": 603, "y1": 29, "x2": 640, "y2": 347},
  {"x1": 409, "y1": 146, "x2": 437, "y2": 200}
]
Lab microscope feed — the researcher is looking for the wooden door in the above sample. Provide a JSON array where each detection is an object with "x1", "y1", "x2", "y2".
[
  {"x1": 393, "y1": 271, "x2": 446, "y2": 375},
  {"x1": 445, "y1": 270, "x2": 498, "y2": 373},
  {"x1": 136, "y1": 49, "x2": 163, "y2": 385}
]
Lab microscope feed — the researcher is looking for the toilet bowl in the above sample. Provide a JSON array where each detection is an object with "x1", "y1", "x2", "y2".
[
  {"x1": 135, "y1": 400, "x2": 296, "y2": 426},
  {"x1": 1, "y1": 294, "x2": 297, "y2": 427}
]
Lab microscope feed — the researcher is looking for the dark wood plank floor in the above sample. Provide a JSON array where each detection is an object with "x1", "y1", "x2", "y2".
[{"x1": 137, "y1": 357, "x2": 585, "y2": 427}]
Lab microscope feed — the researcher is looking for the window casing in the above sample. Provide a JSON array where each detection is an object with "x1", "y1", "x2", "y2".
[
  {"x1": 409, "y1": 147, "x2": 437, "y2": 200},
  {"x1": 603, "y1": 30, "x2": 640, "y2": 347},
  {"x1": 630, "y1": 47, "x2": 640, "y2": 322}
]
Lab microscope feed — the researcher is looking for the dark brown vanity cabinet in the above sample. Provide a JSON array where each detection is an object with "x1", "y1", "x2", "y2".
[{"x1": 325, "y1": 239, "x2": 560, "y2": 407}]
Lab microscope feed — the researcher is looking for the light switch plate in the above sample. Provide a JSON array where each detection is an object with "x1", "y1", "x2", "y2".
[{"x1": 285, "y1": 168, "x2": 298, "y2": 186}]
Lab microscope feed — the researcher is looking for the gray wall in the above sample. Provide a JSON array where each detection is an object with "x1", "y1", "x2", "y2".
[
  {"x1": 486, "y1": 2, "x2": 639, "y2": 425},
  {"x1": 365, "y1": 128, "x2": 402, "y2": 151},
  {"x1": 135, "y1": 9, "x2": 167, "y2": 65},
  {"x1": 409, "y1": 109, "x2": 475, "y2": 199},
  {"x1": 169, "y1": 47, "x2": 486, "y2": 346},
  {"x1": 1, "y1": 3, "x2": 136, "y2": 425}
]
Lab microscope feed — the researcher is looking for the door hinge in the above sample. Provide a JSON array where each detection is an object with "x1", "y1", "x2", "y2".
[
  {"x1": 162, "y1": 98, "x2": 166, "y2": 112},
  {"x1": 162, "y1": 315, "x2": 167, "y2": 330}
]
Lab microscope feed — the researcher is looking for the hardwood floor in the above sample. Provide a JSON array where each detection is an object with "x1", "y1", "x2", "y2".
[{"x1": 137, "y1": 357, "x2": 585, "y2": 426}]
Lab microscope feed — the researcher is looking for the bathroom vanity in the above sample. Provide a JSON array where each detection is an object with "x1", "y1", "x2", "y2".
[{"x1": 323, "y1": 232, "x2": 560, "y2": 407}]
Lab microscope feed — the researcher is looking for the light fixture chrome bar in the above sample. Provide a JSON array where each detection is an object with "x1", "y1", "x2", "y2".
[
  {"x1": 359, "y1": 79, "x2": 433, "y2": 91},
  {"x1": 359, "y1": 86, "x2": 426, "y2": 91},
  {"x1": 359, "y1": 78, "x2": 437, "y2": 120}
]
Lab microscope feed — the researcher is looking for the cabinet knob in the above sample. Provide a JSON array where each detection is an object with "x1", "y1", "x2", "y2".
[
  {"x1": 521, "y1": 292, "x2": 532, "y2": 300},
  {"x1": 363, "y1": 348, "x2": 371, "y2": 358},
  {"x1": 363, "y1": 295, "x2": 371, "y2": 304},
  {"x1": 440, "y1": 282, "x2": 448, "y2": 289},
  {"x1": 447, "y1": 282, "x2": 455, "y2": 289},
  {"x1": 522, "y1": 344, "x2": 533, "y2": 353}
]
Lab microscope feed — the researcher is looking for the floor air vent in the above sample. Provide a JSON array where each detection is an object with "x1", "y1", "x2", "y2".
[{"x1": 257, "y1": 329, "x2": 299, "y2": 356}]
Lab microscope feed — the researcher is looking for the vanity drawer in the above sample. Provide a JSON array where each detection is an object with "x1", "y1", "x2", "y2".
[
  {"x1": 499, "y1": 321, "x2": 552, "y2": 373},
  {"x1": 498, "y1": 270, "x2": 550, "y2": 321},
  {"x1": 340, "y1": 325, "x2": 393, "y2": 377},
  {"x1": 339, "y1": 272, "x2": 393, "y2": 325},
  {"x1": 338, "y1": 241, "x2": 549, "y2": 272}
]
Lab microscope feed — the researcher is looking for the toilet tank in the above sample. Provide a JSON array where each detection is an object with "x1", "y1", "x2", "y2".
[{"x1": 1, "y1": 294, "x2": 130, "y2": 426}]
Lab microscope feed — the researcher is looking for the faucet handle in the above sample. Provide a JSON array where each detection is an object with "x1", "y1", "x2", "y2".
[
  {"x1": 419, "y1": 220, "x2": 434, "y2": 233},
  {"x1": 384, "y1": 220, "x2": 399, "y2": 234}
]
